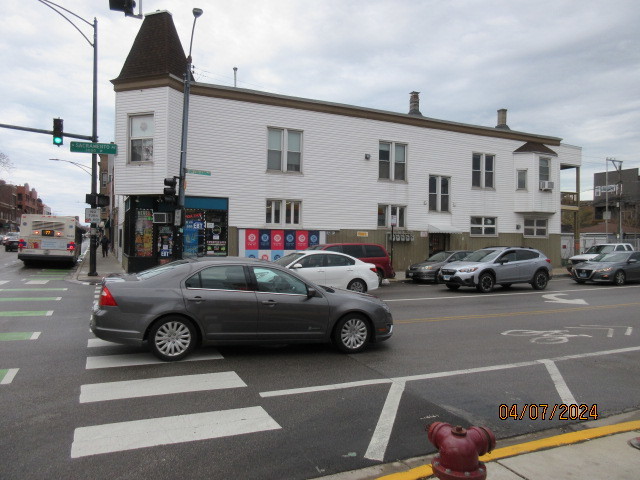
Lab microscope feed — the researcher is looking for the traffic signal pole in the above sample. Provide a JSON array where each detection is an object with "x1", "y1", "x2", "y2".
[{"x1": 88, "y1": 16, "x2": 98, "y2": 277}]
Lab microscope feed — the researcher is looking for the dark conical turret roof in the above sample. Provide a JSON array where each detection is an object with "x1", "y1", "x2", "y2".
[{"x1": 113, "y1": 10, "x2": 188, "y2": 83}]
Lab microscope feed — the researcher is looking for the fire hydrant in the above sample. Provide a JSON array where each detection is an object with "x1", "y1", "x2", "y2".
[{"x1": 428, "y1": 422, "x2": 496, "y2": 480}]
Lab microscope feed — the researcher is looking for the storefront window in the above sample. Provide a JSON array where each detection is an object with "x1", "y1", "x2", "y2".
[{"x1": 134, "y1": 209, "x2": 153, "y2": 257}]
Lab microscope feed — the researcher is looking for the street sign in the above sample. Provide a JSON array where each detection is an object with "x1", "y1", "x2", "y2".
[
  {"x1": 85, "y1": 208, "x2": 101, "y2": 224},
  {"x1": 71, "y1": 141, "x2": 118, "y2": 155}
]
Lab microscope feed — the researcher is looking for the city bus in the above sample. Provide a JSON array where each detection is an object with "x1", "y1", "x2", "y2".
[{"x1": 17, "y1": 214, "x2": 83, "y2": 266}]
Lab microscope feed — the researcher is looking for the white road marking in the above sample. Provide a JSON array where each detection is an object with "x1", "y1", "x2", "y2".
[
  {"x1": 1, "y1": 368, "x2": 19, "y2": 384},
  {"x1": 260, "y1": 378, "x2": 393, "y2": 397},
  {"x1": 542, "y1": 293, "x2": 588, "y2": 305},
  {"x1": 71, "y1": 406, "x2": 281, "y2": 458},
  {"x1": 31, "y1": 332, "x2": 41, "y2": 340},
  {"x1": 80, "y1": 372, "x2": 247, "y2": 403},
  {"x1": 0, "y1": 281, "x2": 9, "y2": 285},
  {"x1": 86, "y1": 350, "x2": 223, "y2": 369},
  {"x1": 25, "y1": 280, "x2": 49, "y2": 285},
  {"x1": 538, "y1": 359, "x2": 577, "y2": 405},
  {"x1": 364, "y1": 380, "x2": 405, "y2": 461},
  {"x1": 87, "y1": 338, "x2": 117, "y2": 348}
]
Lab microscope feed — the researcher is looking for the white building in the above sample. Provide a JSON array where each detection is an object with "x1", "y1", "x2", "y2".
[{"x1": 111, "y1": 11, "x2": 581, "y2": 273}]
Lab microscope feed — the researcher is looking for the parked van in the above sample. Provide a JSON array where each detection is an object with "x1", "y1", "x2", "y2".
[{"x1": 307, "y1": 243, "x2": 395, "y2": 284}]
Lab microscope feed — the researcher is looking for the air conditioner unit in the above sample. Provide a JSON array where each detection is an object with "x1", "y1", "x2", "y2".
[
  {"x1": 539, "y1": 181, "x2": 554, "y2": 191},
  {"x1": 152, "y1": 212, "x2": 172, "y2": 224}
]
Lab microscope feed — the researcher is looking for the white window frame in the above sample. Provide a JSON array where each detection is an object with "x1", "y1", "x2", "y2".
[
  {"x1": 524, "y1": 218, "x2": 548, "y2": 237},
  {"x1": 472, "y1": 153, "x2": 495, "y2": 189},
  {"x1": 379, "y1": 141, "x2": 407, "y2": 181},
  {"x1": 266, "y1": 199, "x2": 301, "y2": 226},
  {"x1": 378, "y1": 204, "x2": 406, "y2": 228},
  {"x1": 516, "y1": 169, "x2": 528, "y2": 190},
  {"x1": 267, "y1": 127, "x2": 303, "y2": 173},
  {"x1": 539, "y1": 157, "x2": 550, "y2": 182},
  {"x1": 429, "y1": 175, "x2": 450, "y2": 212},
  {"x1": 129, "y1": 114, "x2": 154, "y2": 163},
  {"x1": 470, "y1": 216, "x2": 497, "y2": 236}
]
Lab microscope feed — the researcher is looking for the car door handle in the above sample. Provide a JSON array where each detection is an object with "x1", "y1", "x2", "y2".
[
  {"x1": 262, "y1": 300, "x2": 277, "y2": 306},
  {"x1": 188, "y1": 296, "x2": 205, "y2": 302}
]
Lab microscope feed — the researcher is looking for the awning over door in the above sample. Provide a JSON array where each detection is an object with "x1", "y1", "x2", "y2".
[{"x1": 427, "y1": 223, "x2": 463, "y2": 234}]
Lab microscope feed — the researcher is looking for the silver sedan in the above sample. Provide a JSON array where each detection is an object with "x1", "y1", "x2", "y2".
[{"x1": 91, "y1": 257, "x2": 393, "y2": 361}]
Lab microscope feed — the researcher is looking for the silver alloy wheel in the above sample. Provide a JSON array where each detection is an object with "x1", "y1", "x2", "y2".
[
  {"x1": 614, "y1": 270, "x2": 626, "y2": 286},
  {"x1": 477, "y1": 273, "x2": 494, "y2": 293},
  {"x1": 154, "y1": 320, "x2": 193, "y2": 359},
  {"x1": 340, "y1": 317, "x2": 369, "y2": 351},
  {"x1": 347, "y1": 279, "x2": 367, "y2": 293}
]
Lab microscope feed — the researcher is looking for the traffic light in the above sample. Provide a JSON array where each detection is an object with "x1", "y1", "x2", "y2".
[
  {"x1": 163, "y1": 177, "x2": 177, "y2": 202},
  {"x1": 53, "y1": 118, "x2": 63, "y2": 146},
  {"x1": 109, "y1": 0, "x2": 136, "y2": 16}
]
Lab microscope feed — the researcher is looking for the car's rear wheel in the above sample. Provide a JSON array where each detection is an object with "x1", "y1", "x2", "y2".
[
  {"x1": 149, "y1": 316, "x2": 197, "y2": 361},
  {"x1": 531, "y1": 270, "x2": 549, "y2": 290},
  {"x1": 613, "y1": 270, "x2": 626, "y2": 286},
  {"x1": 476, "y1": 273, "x2": 494, "y2": 293},
  {"x1": 445, "y1": 283, "x2": 460, "y2": 290},
  {"x1": 333, "y1": 314, "x2": 370, "y2": 353},
  {"x1": 347, "y1": 278, "x2": 367, "y2": 293},
  {"x1": 376, "y1": 270, "x2": 384, "y2": 286}
]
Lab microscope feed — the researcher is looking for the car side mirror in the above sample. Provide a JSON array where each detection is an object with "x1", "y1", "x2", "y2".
[
  {"x1": 307, "y1": 287, "x2": 319, "y2": 298},
  {"x1": 628, "y1": 259, "x2": 637, "y2": 264},
  {"x1": 292, "y1": 263, "x2": 303, "y2": 269}
]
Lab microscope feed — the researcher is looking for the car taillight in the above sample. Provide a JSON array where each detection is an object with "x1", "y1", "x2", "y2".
[
  {"x1": 67, "y1": 241, "x2": 76, "y2": 251},
  {"x1": 18, "y1": 239, "x2": 25, "y2": 250},
  {"x1": 99, "y1": 286, "x2": 118, "y2": 307},
  {"x1": 370, "y1": 267, "x2": 377, "y2": 274},
  {"x1": 545, "y1": 258, "x2": 551, "y2": 263}
]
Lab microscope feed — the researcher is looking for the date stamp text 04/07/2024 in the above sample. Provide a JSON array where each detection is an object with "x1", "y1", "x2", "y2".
[{"x1": 499, "y1": 404, "x2": 599, "y2": 421}]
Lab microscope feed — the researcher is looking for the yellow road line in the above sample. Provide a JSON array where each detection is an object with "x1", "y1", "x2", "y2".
[{"x1": 396, "y1": 302, "x2": 640, "y2": 325}]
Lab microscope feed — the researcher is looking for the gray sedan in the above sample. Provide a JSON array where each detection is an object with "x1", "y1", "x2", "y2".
[
  {"x1": 91, "y1": 257, "x2": 393, "y2": 361},
  {"x1": 405, "y1": 250, "x2": 472, "y2": 283},
  {"x1": 572, "y1": 251, "x2": 640, "y2": 285}
]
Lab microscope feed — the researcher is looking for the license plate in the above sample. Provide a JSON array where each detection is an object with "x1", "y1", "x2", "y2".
[
  {"x1": 407, "y1": 272, "x2": 413, "y2": 277},
  {"x1": 443, "y1": 275, "x2": 451, "y2": 281},
  {"x1": 579, "y1": 272, "x2": 587, "y2": 278}
]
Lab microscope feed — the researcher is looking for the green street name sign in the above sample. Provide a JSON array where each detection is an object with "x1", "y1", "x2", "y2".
[{"x1": 70, "y1": 141, "x2": 118, "y2": 155}]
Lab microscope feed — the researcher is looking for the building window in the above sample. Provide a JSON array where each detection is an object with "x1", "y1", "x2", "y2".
[
  {"x1": 130, "y1": 114, "x2": 154, "y2": 162},
  {"x1": 267, "y1": 128, "x2": 302, "y2": 173},
  {"x1": 379, "y1": 142, "x2": 407, "y2": 181},
  {"x1": 429, "y1": 175, "x2": 450, "y2": 212},
  {"x1": 517, "y1": 170, "x2": 527, "y2": 190},
  {"x1": 472, "y1": 153, "x2": 494, "y2": 188},
  {"x1": 524, "y1": 218, "x2": 547, "y2": 237},
  {"x1": 378, "y1": 204, "x2": 406, "y2": 228},
  {"x1": 266, "y1": 199, "x2": 301, "y2": 226},
  {"x1": 539, "y1": 157, "x2": 550, "y2": 182},
  {"x1": 470, "y1": 216, "x2": 497, "y2": 236}
]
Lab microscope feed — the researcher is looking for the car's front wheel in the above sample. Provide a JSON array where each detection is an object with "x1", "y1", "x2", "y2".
[
  {"x1": 613, "y1": 270, "x2": 626, "y2": 286},
  {"x1": 476, "y1": 273, "x2": 495, "y2": 293},
  {"x1": 531, "y1": 270, "x2": 549, "y2": 290},
  {"x1": 347, "y1": 278, "x2": 367, "y2": 293},
  {"x1": 333, "y1": 314, "x2": 370, "y2": 353},
  {"x1": 148, "y1": 316, "x2": 197, "y2": 361}
]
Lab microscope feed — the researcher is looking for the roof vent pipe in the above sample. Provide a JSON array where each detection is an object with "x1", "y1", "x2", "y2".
[
  {"x1": 496, "y1": 108, "x2": 510, "y2": 130},
  {"x1": 409, "y1": 91, "x2": 422, "y2": 116}
]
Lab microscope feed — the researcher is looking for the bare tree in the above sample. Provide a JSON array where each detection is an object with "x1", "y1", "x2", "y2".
[{"x1": 0, "y1": 152, "x2": 14, "y2": 175}]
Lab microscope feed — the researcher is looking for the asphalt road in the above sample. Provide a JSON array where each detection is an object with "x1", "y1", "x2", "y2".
[{"x1": 1, "y1": 250, "x2": 639, "y2": 480}]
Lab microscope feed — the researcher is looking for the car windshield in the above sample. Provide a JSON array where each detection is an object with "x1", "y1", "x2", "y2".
[
  {"x1": 585, "y1": 245, "x2": 615, "y2": 254},
  {"x1": 463, "y1": 249, "x2": 502, "y2": 262},
  {"x1": 425, "y1": 251, "x2": 450, "y2": 262},
  {"x1": 273, "y1": 252, "x2": 305, "y2": 266},
  {"x1": 592, "y1": 252, "x2": 631, "y2": 263},
  {"x1": 136, "y1": 260, "x2": 191, "y2": 280}
]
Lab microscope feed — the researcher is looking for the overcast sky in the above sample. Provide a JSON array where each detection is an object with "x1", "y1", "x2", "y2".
[{"x1": 1, "y1": 0, "x2": 639, "y2": 223}]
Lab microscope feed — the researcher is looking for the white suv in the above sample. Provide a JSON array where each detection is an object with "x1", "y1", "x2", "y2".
[
  {"x1": 438, "y1": 246, "x2": 553, "y2": 293},
  {"x1": 567, "y1": 243, "x2": 634, "y2": 271}
]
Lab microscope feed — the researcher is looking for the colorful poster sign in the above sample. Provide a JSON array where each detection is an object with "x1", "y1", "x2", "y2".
[
  {"x1": 284, "y1": 230, "x2": 296, "y2": 250},
  {"x1": 271, "y1": 230, "x2": 285, "y2": 250},
  {"x1": 245, "y1": 229, "x2": 259, "y2": 250},
  {"x1": 295, "y1": 230, "x2": 309, "y2": 250},
  {"x1": 259, "y1": 229, "x2": 272, "y2": 249}
]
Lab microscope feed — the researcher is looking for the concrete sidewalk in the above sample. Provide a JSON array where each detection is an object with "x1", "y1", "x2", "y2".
[{"x1": 74, "y1": 248, "x2": 125, "y2": 284}]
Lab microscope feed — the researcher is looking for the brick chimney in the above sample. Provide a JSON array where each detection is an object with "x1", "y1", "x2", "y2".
[
  {"x1": 409, "y1": 91, "x2": 422, "y2": 116},
  {"x1": 496, "y1": 108, "x2": 510, "y2": 130}
]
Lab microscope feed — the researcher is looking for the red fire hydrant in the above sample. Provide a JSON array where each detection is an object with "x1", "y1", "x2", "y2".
[{"x1": 428, "y1": 422, "x2": 496, "y2": 480}]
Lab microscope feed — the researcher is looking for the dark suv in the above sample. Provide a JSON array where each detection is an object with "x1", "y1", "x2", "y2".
[
  {"x1": 307, "y1": 243, "x2": 395, "y2": 284},
  {"x1": 438, "y1": 246, "x2": 552, "y2": 293}
]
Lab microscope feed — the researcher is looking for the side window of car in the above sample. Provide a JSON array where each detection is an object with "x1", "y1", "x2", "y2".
[
  {"x1": 253, "y1": 267, "x2": 307, "y2": 294},
  {"x1": 190, "y1": 265, "x2": 249, "y2": 291},
  {"x1": 343, "y1": 245, "x2": 363, "y2": 257},
  {"x1": 326, "y1": 245, "x2": 343, "y2": 253},
  {"x1": 516, "y1": 250, "x2": 539, "y2": 261},
  {"x1": 632, "y1": 253, "x2": 640, "y2": 261},
  {"x1": 298, "y1": 255, "x2": 324, "y2": 268},
  {"x1": 326, "y1": 254, "x2": 354, "y2": 267},
  {"x1": 364, "y1": 245, "x2": 384, "y2": 257},
  {"x1": 500, "y1": 251, "x2": 517, "y2": 263}
]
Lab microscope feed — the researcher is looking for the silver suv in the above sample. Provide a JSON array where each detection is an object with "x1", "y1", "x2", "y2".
[{"x1": 438, "y1": 246, "x2": 552, "y2": 293}]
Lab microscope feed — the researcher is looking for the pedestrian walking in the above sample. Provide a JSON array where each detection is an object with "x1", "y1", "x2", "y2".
[{"x1": 100, "y1": 235, "x2": 110, "y2": 257}]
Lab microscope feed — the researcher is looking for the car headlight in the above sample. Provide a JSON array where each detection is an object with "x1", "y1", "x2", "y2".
[
  {"x1": 419, "y1": 266, "x2": 433, "y2": 271},
  {"x1": 595, "y1": 267, "x2": 613, "y2": 273},
  {"x1": 459, "y1": 267, "x2": 479, "y2": 273}
]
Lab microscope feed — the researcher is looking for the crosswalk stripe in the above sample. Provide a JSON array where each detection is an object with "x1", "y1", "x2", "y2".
[
  {"x1": 80, "y1": 372, "x2": 246, "y2": 403},
  {"x1": 85, "y1": 350, "x2": 223, "y2": 369},
  {"x1": 87, "y1": 338, "x2": 115, "y2": 348},
  {"x1": 0, "y1": 288, "x2": 67, "y2": 291},
  {"x1": 0, "y1": 311, "x2": 54, "y2": 317},
  {"x1": 25, "y1": 280, "x2": 49, "y2": 285},
  {"x1": 0, "y1": 297, "x2": 61, "y2": 302},
  {"x1": 1, "y1": 368, "x2": 19, "y2": 384},
  {"x1": 71, "y1": 406, "x2": 281, "y2": 458},
  {"x1": 0, "y1": 332, "x2": 41, "y2": 341}
]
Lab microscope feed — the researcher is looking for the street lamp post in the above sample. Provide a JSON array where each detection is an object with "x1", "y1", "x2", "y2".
[
  {"x1": 38, "y1": 0, "x2": 99, "y2": 276},
  {"x1": 176, "y1": 8, "x2": 204, "y2": 259},
  {"x1": 49, "y1": 158, "x2": 91, "y2": 176}
]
